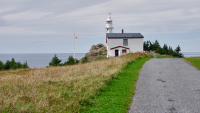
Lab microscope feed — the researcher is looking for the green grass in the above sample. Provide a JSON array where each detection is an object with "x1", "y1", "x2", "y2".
[
  {"x1": 157, "y1": 55, "x2": 175, "y2": 58},
  {"x1": 84, "y1": 57, "x2": 152, "y2": 113},
  {"x1": 184, "y1": 57, "x2": 200, "y2": 70}
]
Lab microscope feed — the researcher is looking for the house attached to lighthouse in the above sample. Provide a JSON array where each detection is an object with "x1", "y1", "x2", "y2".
[{"x1": 106, "y1": 14, "x2": 144, "y2": 57}]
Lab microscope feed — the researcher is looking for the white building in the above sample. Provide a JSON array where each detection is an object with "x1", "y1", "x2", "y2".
[{"x1": 106, "y1": 14, "x2": 144, "y2": 57}]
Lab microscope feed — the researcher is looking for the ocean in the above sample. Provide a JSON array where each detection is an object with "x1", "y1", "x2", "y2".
[
  {"x1": 0, "y1": 52, "x2": 199, "y2": 68},
  {"x1": 0, "y1": 53, "x2": 85, "y2": 68},
  {"x1": 182, "y1": 52, "x2": 200, "y2": 57}
]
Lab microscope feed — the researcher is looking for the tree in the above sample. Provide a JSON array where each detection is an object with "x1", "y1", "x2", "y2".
[
  {"x1": 146, "y1": 40, "x2": 150, "y2": 51},
  {"x1": 49, "y1": 55, "x2": 61, "y2": 66},
  {"x1": 149, "y1": 41, "x2": 154, "y2": 51},
  {"x1": 64, "y1": 56, "x2": 75, "y2": 65},
  {"x1": 153, "y1": 40, "x2": 160, "y2": 51},
  {"x1": 22, "y1": 61, "x2": 29, "y2": 68},
  {"x1": 155, "y1": 45, "x2": 162, "y2": 54},
  {"x1": 175, "y1": 45, "x2": 181, "y2": 54},
  {"x1": 168, "y1": 46, "x2": 174, "y2": 55},
  {"x1": 162, "y1": 44, "x2": 169, "y2": 54},
  {"x1": 0, "y1": 61, "x2": 4, "y2": 71},
  {"x1": 10, "y1": 58, "x2": 17, "y2": 69},
  {"x1": 63, "y1": 56, "x2": 79, "y2": 65},
  {"x1": 143, "y1": 41, "x2": 148, "y2": 51},
  {"x1": 81, "y1": 57, "x2": 88, "y2": 63},
  {"x1": 4, "y1": 60, "x2": 10, "y2": 70}
]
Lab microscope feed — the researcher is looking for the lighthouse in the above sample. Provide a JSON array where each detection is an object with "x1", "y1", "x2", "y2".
[
  {"x1": 105, "y1": 13, "x2": 114, "y2": 33},
  {"x1": 106, "y1": 13, "x2": 144, "y2": 58}
]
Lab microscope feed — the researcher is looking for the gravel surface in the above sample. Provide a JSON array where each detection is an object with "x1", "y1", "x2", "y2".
[{"x1": 128, "y1": 58, "x2": 200, "y2": 113}]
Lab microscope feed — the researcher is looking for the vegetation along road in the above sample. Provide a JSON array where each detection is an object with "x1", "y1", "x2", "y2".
[{"x1": 128, "y1": 58, "x2": 200, "y2": 113}]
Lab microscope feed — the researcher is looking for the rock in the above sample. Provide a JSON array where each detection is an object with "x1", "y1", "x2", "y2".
[
  {"x1": 144, "y1": 50, "x2": 161, "y2": 57},
  {"x1": 85, "y1": 43, "x2": 107, "y2": 61}
]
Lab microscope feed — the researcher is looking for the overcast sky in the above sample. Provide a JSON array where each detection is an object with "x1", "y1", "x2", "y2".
[{"x1": 0, "y1": 0, "x2": 200, "y2": 53}]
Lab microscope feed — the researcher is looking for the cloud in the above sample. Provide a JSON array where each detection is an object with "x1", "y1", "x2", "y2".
[{"x1": 0, "y1": 0, "x2": 200, "y2": 52}]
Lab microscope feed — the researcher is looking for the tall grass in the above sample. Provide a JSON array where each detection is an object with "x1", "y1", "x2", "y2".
[
  {"x1": 184, "y1": 57, "x2": 200, "y2": 70},
  {"x1": 85, "y1": 57, "x2": 152, "y2": 112},
  {"x1": 0, "y1": 53, "x2": 148, "y2": 112}
]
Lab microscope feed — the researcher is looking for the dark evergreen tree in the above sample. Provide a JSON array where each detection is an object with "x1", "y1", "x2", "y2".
[
  {"x1": 168, "y1": 46, "x2": 174, "y2": 55},
  {"x1": 49, "y1": 55, "x2": 61, "y2": 66},
  {"x1": 162, "y1": 44, "x2": 169, "y2": 54},
  {"x1": 16, "y1": 62, "x2": 22, "y2": 69},
  {"x1": 146, "y1": 40, "x2": 150, "y2": 51},
  {"x1": 81, "y1": 57, "x2": 88, "y2": 63},
  {"x1": 74, "y1": 59, "x2": 79, "y2": 64},
  {"x1": 64, "y1": 56, "x2": 75, "y2": 65},
  {"x1": 175, "y1": 45, "x2": 181, "y2": 54},
  {"x1": 177, "y1": 53, "x2": 184, "y2": 58},
  {"x1": 0, "y1": 61, "x2": 4, "y2": 70},
  {"x1": 0, "y1": 58, "x2": 29, "y2": 71},
  {"x1": 153, "y1": 40, "x2": 160, "y2": 51},
  {"x1": 10, "y1": 58, "x2": 17, "y2": 69},
  {"x1": 22, "y1": 61, "x2": 29, "y2": 68},
  {"x1": 149, "y1": 41, "x2": 154, "y2": 51},
  {"x1": 155, "y1": 45, "x2": 162, "y2": 54},
  {"x1": 4, "y1": 60, "x2": 10, "y2": 70},
  {"x1": 63, "y1": 56, "x2": 79, "y2": 65},
  {"x1": 143, "y1": 41, "x2": 148, "y2": 51}
]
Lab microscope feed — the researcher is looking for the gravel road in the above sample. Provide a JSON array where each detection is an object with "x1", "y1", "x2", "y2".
[{"x1": 128, "y1": 58, "x2": 200, "y2": 113}]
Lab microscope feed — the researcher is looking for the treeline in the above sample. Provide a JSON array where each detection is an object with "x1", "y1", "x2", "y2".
[
  {"x1": 48, "y1": 55, "x2": 89, "y2": 66},
  {"x1": 144, "y1": 40, "x2": 184, "y2": 58},
  {"x1": 0, "y1": 58, "x2": 29, "y2": 71}
]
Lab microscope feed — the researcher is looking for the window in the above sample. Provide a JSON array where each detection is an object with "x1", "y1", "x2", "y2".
[
  {"x1": 123, "y1": 39, "x2": 128, "y2": 46},
  {"x1": 106, "y1": 21, "x2": 112, "y2": 24},
  {"x1": 122, "y1": 49, "x2": 127, "y2": 54}
]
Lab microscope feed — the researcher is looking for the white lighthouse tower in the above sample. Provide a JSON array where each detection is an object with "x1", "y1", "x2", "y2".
[{"x1": 106, "y1": 13, "x2": 114, "y2": 33}]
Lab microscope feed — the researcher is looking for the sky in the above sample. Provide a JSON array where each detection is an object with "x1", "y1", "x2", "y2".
[{"x1": 0, "y1": 0, "x2": 200, "y2": 53}]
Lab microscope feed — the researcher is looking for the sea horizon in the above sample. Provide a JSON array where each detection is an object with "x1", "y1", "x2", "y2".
[
  {"x1": 0, "y1": 53, "x2": 86, "y2": 68},
  {"x1": 0, "y1": 52, "x2": 200, "y2": 68}
]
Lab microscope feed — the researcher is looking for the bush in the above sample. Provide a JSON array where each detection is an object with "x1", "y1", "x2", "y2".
[
  {"x1": 144, "y1": 40, "x2": 184, "y2": 58},
  {"x1": 64, "y1": 56, "x2": 79, "y2": 65},
  {"x1": 49, "y1": 55, "x2": 79, "y2": 67},
  {"x1": 49, "y1": 55, "x2": 62, "y2": 66},
  {"x1": 0, "y1": 58, "x2": 29, "y2": 71},
  {"x1": 22, "y1": 61, "x2": 29, "y2": 68},
  {"x1": 0, "y1": 61, "x2": 4, "y2": 71},
  {"x1": 81, "y1": 57, "x2": 88, "y2": 63}
]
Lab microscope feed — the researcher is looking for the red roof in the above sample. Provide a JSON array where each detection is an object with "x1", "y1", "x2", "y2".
[{"x1": 110, "y1": 46, "x2": 130, "y2": 50}]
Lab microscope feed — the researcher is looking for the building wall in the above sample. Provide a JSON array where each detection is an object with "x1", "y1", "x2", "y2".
[
  {"x1": 109, "y1": 47, "x2": 130, "y2": 57},
  {"x1": 107, "y1": 38, "x2": 143, "y2": 57}
]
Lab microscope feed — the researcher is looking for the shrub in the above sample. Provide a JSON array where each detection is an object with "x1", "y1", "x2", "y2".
[
  {"x1": 81, "y1": 57, "x2": 88, "y2": 63},
  {"x1": 144, "y1": 40, "x2": 184, "y2": 58},
  {"x1": 63, "y1": 56, "x2": 79, "y2": 65},
  {"x1": 49, "y1": 55, "x2": 62, "y2": 66},
  {"x1": 0, "y1": 61, "x2": 4, "y2": 70},
  {"x1": 0, "y1": 58, "x2": 29, "y2": 71},
  {"x1": 22, "y1": 61, "x2": 29, "y2": 68}
]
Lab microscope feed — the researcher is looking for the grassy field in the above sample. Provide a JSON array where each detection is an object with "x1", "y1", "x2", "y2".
[
  {"x1": 184, "y1": 57, "x2": 200, "y2": 70},
  {"x1": 85, "y1": 57, "x2": 152, "y2": 113},
  {"x1": 0, "y1": 53, "x2": 149, "y2": 112}
]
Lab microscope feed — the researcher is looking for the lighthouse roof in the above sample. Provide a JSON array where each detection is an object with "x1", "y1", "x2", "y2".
[
  {"x1": 106, "y1": 17, "x2": 112, "y2": 21},
  {"x1": 107, "y1": 33, "x2": 144, "y2": 38}
]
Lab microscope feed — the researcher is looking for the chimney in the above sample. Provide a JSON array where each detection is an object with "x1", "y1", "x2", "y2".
[{"x1": 122, "y1": 29, "x2": 124, "y2": 34}]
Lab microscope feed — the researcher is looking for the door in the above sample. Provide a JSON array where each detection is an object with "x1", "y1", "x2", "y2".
[{"x1": 115, "y1": 50, "x2": 119, "y2": 56}]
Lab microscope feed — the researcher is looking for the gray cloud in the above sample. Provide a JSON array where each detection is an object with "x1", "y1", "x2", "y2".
[{"x1": 0, "y1": 0, "x2": 200, "y2": 53}]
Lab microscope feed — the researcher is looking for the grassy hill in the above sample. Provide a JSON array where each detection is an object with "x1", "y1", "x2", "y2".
[{"x1": 0, "y1": 53, "x2": 150, "y2": 112}]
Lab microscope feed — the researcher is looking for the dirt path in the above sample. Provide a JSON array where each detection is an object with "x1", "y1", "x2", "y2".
[{"x1": 128, "y1": 58, "x2": 200, "y2": 113}]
